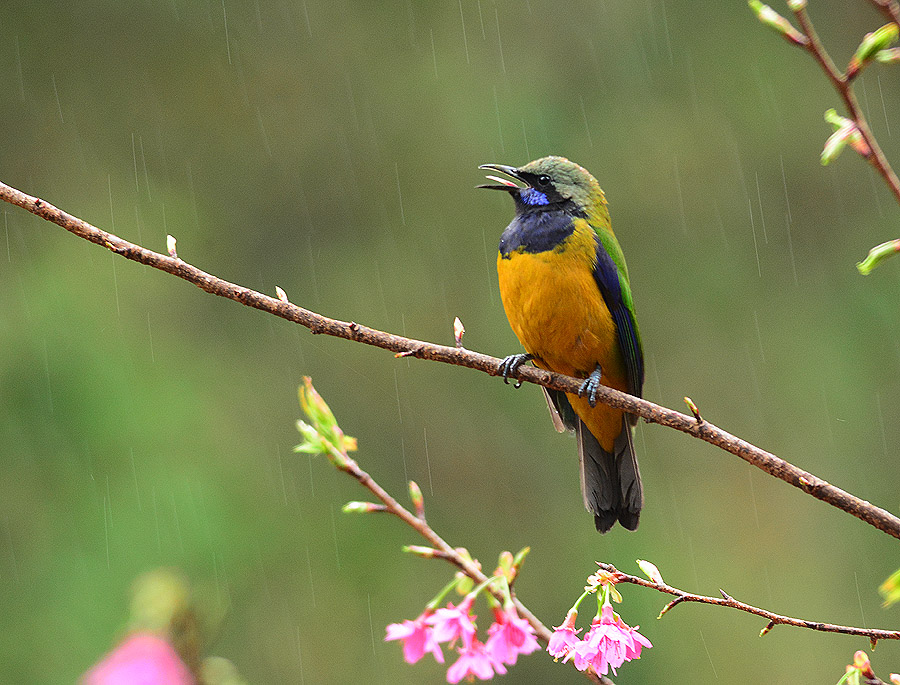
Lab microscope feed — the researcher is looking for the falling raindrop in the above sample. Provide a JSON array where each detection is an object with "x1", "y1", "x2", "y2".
[
  {"x1": 878, "y1": 74, "x2": 892, "y2": 138},
  {"x1": 495, "y1": 8, "x2": 506, "y2": 75},
  {"x1": 459, "y1": 0, "x2": 470, "y2": 64},
  {"x1": 697, "y1": 628, "x2": 719, "y2": 680},
  {"x1": 130, "y1": 448, "x2": 142, "y2": 512},
  {"x1": 423, "y1": 426, "x2": 434, "y2": 496},
  {"x1": 367, "y1": 594, "x2": 377, "y2": 657},
  {"x1": 51, "y1": 74, "x2": 64, "y2": 123},
  {"x1": 222, "y1": 0, "x2": 232, "y2": 64},
  {"x1": 579, "y1": 96, "x2": 593, "y2": 148},
  {"x1": 748, "y1": 197, "x2": 761, "y2": 278},
  {"x1": 330, "y1": 505, "x2": 341, "y2": 570},
  {"x1": 754, "y1": 172, "x2": 768, "y2": 244}
]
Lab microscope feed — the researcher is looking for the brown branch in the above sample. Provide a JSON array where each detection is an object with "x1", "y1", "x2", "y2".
[
  {"x1": 2, "y1": 179, "x2": 900, "y2": 541},
  {"x1": 598, "y1": 563, "x2": 900, "y2": 642},
  {"x1": 791, "y1": 3, "x2": 900, "y2": 207}
]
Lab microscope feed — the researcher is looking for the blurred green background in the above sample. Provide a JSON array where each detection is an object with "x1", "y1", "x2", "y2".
[{"x1": 2, "y1": 0, "x2": 900, "y2": 682}]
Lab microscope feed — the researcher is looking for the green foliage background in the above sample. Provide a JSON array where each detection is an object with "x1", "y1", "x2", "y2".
[{"x1": 2, "y1": 1, "x2": 900, "y2": 682}]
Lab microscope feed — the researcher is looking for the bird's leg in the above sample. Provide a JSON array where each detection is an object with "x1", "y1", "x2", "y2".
[
  {"x1": 578, "y1": 364, "x2": 603, "y2": 407},
  {"x1": 498, "y1": 353, "x2": 534, "y2": 388}
]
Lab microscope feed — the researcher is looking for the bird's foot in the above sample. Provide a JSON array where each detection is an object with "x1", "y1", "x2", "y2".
[
  {"x1": 578, "y1": 365, "x2": 603, "y2": 407},
  {"x1": 499, "y1": 353, "x2": 534, "y2": 388}
]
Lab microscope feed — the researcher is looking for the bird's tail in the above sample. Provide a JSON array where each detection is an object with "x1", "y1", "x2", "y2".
[{"x1": 577, "y1": 418, "x2": 643, "y2": 532}]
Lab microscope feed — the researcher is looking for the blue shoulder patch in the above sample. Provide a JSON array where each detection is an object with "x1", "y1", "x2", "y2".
[{"x1": 592, "y1": 241, "x2": 644, "y2": 399}]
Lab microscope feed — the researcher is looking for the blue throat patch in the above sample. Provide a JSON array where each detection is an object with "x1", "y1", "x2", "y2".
[{"x1": 520, "y1": 188, "x2": 549, "y2": 206}]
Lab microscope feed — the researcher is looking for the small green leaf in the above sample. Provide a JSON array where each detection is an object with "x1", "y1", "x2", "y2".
[
  {"x1": 748, "y1": 0, "x2": 806, "y2": 44},
  {"x1": 608, "y1": 584, "x2": 623, "y2": 604},
  {"x1": 857, "y1": 239, "x2": 900, "y2": 275},
  {"x1": 342, "y1": 501, "x2": 386, "y2": 513},
  {"x1": 854, "y1": 24, "x2": 900, "y2": 65},
  {"x1": 879, "y1": 568, "x2": 900, "y2": 606},
  {"x1": 821, "y1": 124, "x2": 853, "y2": 165},
  {"x1": 637, "y1": 559, "x2": 665, "y2": 585},
  {"x1": 875, "y1": 47, "x2": 900, "y2": 63}
]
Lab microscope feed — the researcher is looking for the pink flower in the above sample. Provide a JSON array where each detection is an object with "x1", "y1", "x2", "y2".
[
  {"x1": 426, "y1": 596, "x2": 477, "y2": 648},
  {"x1": 82, "y1": 632, "x2": 194, "y2": 685},
  {"x1": 385, "y1": 611, "x2": 444, "y2": 664},
  {"x1": 484, "y1": 607, "x2": 540, "y2": 665},
  {"x1": 546, "y1": 608, "x2": 581, "y2": 660},
  {"x1": 446, "y1": 639, "x2": 506, "y2": 683},
  {"x1": 567, "y1": 605, "x2": 651, "y2": 676}
]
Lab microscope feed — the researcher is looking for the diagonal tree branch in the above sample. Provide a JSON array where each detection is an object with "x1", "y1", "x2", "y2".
[
  {"x1": 2, "y1": 178, "x2": 900, "y2": 540},
  {"x1": 598, "y1": 563, "x2": 900, "y2": 644}
]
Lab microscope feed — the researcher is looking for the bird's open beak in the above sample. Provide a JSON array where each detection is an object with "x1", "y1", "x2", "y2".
[{"x1": 477, "y1": 164, "x2": 525, "y2": 191}]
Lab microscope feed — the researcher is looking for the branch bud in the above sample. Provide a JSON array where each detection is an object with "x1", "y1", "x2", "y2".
[
  {"x1": 408, "y1": 480, "x2": 425, "y2": 518},
  {"x1": 342, "y1": 501, "x2": 386, "y2": 513},
  {"x1": 166, "y1": 234, "x2": 178, "y2": 258},
  {"x1": 857, "y1": 239, "x2": 900, "y2": 275},
  {"x1": 748, "y1": 1, "x2": 808, "y2": 46},
  {"x1": 876, "y1": 47, "x2": 900, "y2": 63},
  {"x1": 683, "y1": 397, "x2": 702, "y2": 423},
  {"x1": 853, "y1": 651, "x2": 874, "y2": 678},
  {"x1": 851, "y1": 24, "x2": 900, "y2": 74},
  {"x1": 453, "y1": 316, "x2": 465, "y2": 348},
  {"x1": 637, "y1": 559, "x2": 665, "y2": 585},
  {"x1": 402, "y1": 545, "x2": 439, "y2": 558}
]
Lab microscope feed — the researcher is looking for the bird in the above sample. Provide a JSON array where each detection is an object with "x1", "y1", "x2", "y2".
[{"x1": 478, "y1": 156, "x2": 644, "y2": 533}]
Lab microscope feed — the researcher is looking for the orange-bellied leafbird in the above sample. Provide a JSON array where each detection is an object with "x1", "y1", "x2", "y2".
[{"x1": 479, "y1": 156, "x2": 644, "y2": 532}]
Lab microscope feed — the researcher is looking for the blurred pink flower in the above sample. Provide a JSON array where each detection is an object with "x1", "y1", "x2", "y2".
[
  {"x1": 446, "y1": 639, "x2": 506, "y2": 683},
  {"x1": 568, "y1": 605, "x2": 651, "y2": 676},
  {"x1": 82, "y1": 632, "x2": 193, "y2": 685},
  {"x1": 484, "y1": 607, "x2": 540, "y2": 665},
  {"x1": 546, "y1": 608, "x2": 581, "y2": 660},
  {"x1": 385, "y1": 611, "x2": 444, "y2": 664},
  {"x1": 426, "y1": 596, "x2": 477, "y2": 647}
]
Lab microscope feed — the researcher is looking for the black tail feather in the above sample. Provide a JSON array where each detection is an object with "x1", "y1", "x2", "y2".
[{"x1": 577, "y1": 418, "x2": 643, "y2": 533}]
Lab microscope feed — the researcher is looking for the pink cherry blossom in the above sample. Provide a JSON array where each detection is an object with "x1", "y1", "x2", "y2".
[
  {"x1": 385, "y1": 611, "x2": 444, "y2": 664},
  {"x1": 446, "y1": 639, "x2": 506, "y2": 683},
  {"x1": 426, "y1": 596, "x2": 477, "y2": 647},
  {"x1": 484, "y1": 607, "x2": 540, "y2": 666},
  {"x1": 567, "y1": 605, "x2": 651, "y2": 676},
  {"x1": 546, "y1": 608, "x2": 581, "y2": 660},
  {"x1": 82, "y1": 632, "x2": 194, "y2": 685}
]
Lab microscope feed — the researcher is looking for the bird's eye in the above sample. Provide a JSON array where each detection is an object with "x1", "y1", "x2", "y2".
[{"x1": 537, "y1": 175, "x2": 552, "y2": 187}]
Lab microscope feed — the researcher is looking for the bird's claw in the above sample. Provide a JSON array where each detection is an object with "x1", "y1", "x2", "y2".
[
  {"x1": 499, "y1": 353, "x2": 533, "y2": 388},
  {"x1": 578, "y1": 366, "x2": 603, "y2": 407}
]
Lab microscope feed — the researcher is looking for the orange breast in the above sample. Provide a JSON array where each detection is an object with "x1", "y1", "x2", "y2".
[{"x1": 497, "y1": 225, "x2": 627, "y2": 451}]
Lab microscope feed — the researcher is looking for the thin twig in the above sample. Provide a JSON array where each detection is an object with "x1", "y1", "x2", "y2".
[
  {"x1": 1, "y1": 179, "x2": 899, "y2": 541},
  {"x1": 333, "y1": 445, "x2": 610, "y2": 684},
  {"x1": 792, "y1": 4, "x2": 900, "y2": 206},
  {"x1": 598, "y1": 563, "x2": 900, "y2": 642}
]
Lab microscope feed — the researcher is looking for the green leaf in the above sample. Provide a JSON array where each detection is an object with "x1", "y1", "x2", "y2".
[
  {"x1": 857, "y1": 239, "x2": 900, "y2": 275},
  {"x1": 854, "y1": 24, "x2": 900, "y2": 65},
  {"x1": 879, "y1": 568, "x2": 900, "y2": 606}
]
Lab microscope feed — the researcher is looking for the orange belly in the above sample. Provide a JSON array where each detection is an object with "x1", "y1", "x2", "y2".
[{"x1": 497, "y1": 237, "x2": 627, "y2": 451}]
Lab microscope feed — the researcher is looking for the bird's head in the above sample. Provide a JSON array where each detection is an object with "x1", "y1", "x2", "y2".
[{"x1": 478, "y1": 156, "x2": 606, "y2": 216}]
